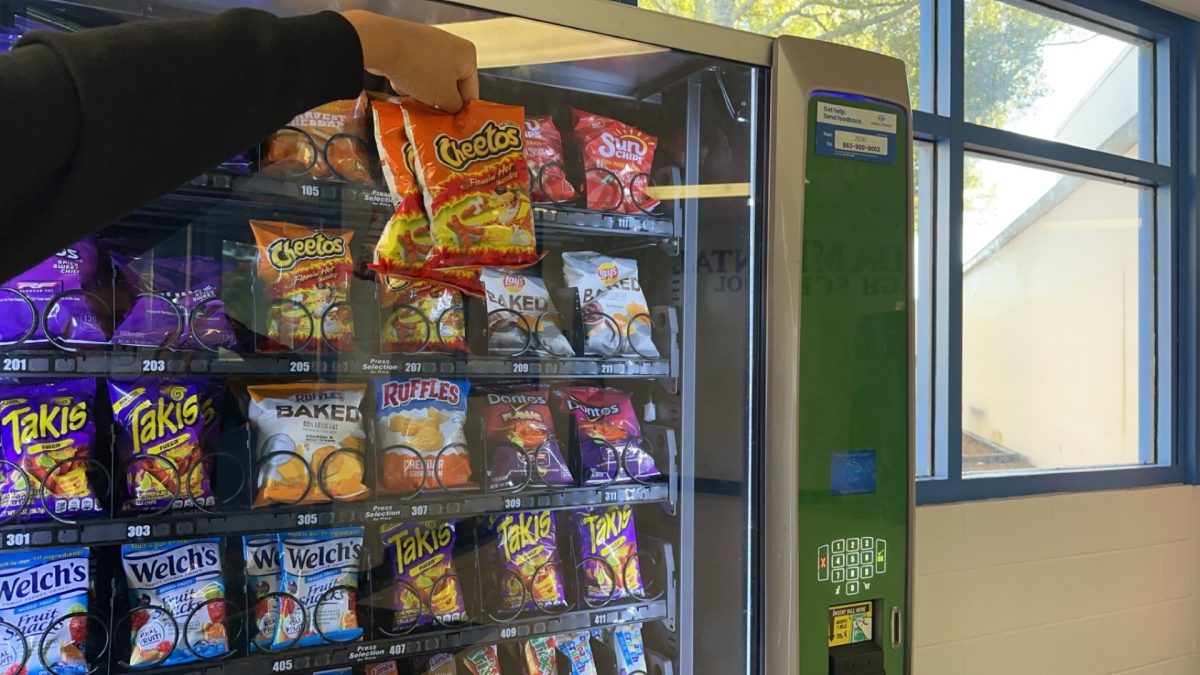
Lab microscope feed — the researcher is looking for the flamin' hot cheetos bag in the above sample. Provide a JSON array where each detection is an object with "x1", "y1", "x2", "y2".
[{"x1": 401, "y1": 99, "x2": 538, "y2": 269}]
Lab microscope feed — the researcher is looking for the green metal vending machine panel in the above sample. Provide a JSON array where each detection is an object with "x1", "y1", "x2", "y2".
[{"x1": 796, "y1": 93, "x2": 911, "y2": 674}]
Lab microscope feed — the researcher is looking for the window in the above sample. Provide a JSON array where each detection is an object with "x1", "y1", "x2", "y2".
[{"x1": 642, "y1": 0, "x2": 1193, "y2": 501}]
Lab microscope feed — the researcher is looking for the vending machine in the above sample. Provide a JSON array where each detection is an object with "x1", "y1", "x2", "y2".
[{"x1": 0, "y1": 0, "x2": 911, "y2": 673}]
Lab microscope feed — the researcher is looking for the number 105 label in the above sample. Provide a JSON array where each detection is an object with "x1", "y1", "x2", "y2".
[{"x1": 833, "y1": 130, "x2": 887, "y2": 157}]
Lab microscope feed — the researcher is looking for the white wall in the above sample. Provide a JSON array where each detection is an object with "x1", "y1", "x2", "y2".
[{"x1": 913, "y1": 485, "x2": 1199, "y2": 674}]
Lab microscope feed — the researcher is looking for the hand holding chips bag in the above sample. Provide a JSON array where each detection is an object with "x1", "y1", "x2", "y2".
[
  {"x1": 403, "y1": 99, "x2": 539, "y2": 269},
  {"x1": 381, "y1": 520, "x2": 467, "y2": 630},
  {"x1": 251, "y1": 220, "x2": 355, "y2": 352},
  {"x1": 562, "y1": 252, "x2": 657, "y2": 358},
  {"x1": 485, "y1": 510, "x2": 567, "y2": 615},
  {"x1": 573, "y1": 505, "x2": 644, "y2": 604},
  {"x1": 263, "y1": 94, "x2": 373, "y2": 183},
  {"x1": 379, "y1": 277, "x2": 468, "y2": 355},
  {"x1": 524, "y1": 115, "x2": 575, "y2": 203},
  {"x1": 375, "y1": 377, "x2": 472, "y2": 494},
  {"x1": 572, "y1": 109, "x2": 659, "y2": 214}
]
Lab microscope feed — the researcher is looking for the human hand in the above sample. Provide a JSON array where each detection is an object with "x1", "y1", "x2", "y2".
[{"x1": 340, "y1": 10, "x2": 478, "y2": 112}]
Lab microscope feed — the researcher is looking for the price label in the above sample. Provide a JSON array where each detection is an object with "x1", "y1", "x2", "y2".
[
  {"x1": 388, "y1": 643, "x2": 408, "y2": 657},
  {"x1": 272, "y1": 659, "x2": 294, "y2": 672},
  {"x1": 600, "y1": 362, "x2": 619, "y2": 375},
  {"x1": 289, "y1": 361, "x2": 312, "y2": 374},
  {"x1": 127, "y1": 524, "x2": 151, "y2": 539},
  {"x1": 2, "y1": 358, "x2": 27, "y2": 372},
  {"x1": 142, "y1": 359, "x2": 167, "y2": 373},
  {"x1": 511, "y1": 362, "x2": 530, "y2": 374},
  {"x1": 300, "y1": 184, "x2": 321, "y2": 198},
  {"x1": 409, "y1": 504, "x2": 429, "y2": 517},
  {"x1": 297, "y1": 513, "x2": 319, "y2": 526},
  {"x1": 499, "y1": 626, "x2": 518, "y2": 640},
  {"x1": 503, "y1": 498, "x2": 522, "y2": 510},
  {"x1": 403, "y1": 362, "x2": 421, "y2": 374},
  {"x1": 592, "y1": 611, "x2": 616, "y2": 626},
  {"x1": 3, "y1": 532, "x2": 30, "y2": 548}
]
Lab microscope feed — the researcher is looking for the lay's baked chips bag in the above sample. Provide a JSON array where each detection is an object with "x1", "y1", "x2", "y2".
[
  {"x1": 381, "y1": 520, "x2": 466, "y2": 631},
  {"x1": 248, "y1": 382, "x2": 368, "y2": 507},
  {"x1": 375, "y1": 377, "x2": 471, "y2": 494},
  {"x1": 562, "y1": 252, "x2": 657, "y2": 358},
  {"x1": 403, "y1": 99, "x2": 538, "y2": 269},
  {"x1": 251, "y1": 220, "x2": 355, "y2": 352},
  {"x1": 274, "y1": 527, "x2": 364, "y2": 649}
]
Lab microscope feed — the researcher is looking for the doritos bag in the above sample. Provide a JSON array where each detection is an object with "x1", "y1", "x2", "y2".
[
  {"x1": 375, "y1": 377, "x2": 471, "y2": 494},
  {"x1": 524, "y1": 115, "x2": 575, "y2": 203},
  {"x1": 379, "y1": 277, "x2": 468, "y2": 355},
  {"x1": 251, "y1": 220, "x2": 355, "y2": 352},
  {"x1": 263, "y1": 94, "x2": 373, "y2": 183},
  {"x1": 556, "y1": 386, "x2": 660, "y2": 485},
  {"x1": 481, "y1": 385, "x2": 572, "y2": 490},
  {"x1": 248, "y1": 382, "x2": 369, "y2": 506},
  {"x1": 572, "y1": 109, "x2": 658, "y2": 214},
  {"x1": 381, "y1": 520, "x2": 467, "y2": 630},
  {"x1": 562, "y1": 251, "x2": 657, "y2": 358},
  {"x1": 403, "y1": 99, "x2": 538, "y2": 268},
  {"x1": 371, "y1": 98, "x2": 482, "y2": 295},
  {"x1": 481, "y1": 268, "x2": 574, "y2": 358}
]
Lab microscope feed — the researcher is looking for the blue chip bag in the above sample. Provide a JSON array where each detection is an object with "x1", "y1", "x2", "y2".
[
  {"x1": 556, "y1": 631, "x2": 598, "y2": 675},
  {"x1": 596, "y1": 624, "x2": 648, "y2": 675},
  {"x1": 275, "y1": 527, "x2": 363, "y2": 649},
  {"x1": 243, "y1": 535, "x2": 281, "y2": 652},
  {"x1": 0, "y1": 547, "x2": 90, "y2": 675},
  {"x1": 121, "y1": 538, "x2": 227, "y2": 667}
]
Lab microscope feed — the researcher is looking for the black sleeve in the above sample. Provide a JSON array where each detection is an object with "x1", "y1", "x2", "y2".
[{"x1": 0, "y1": 8, "x2": 363, "y2": 281}]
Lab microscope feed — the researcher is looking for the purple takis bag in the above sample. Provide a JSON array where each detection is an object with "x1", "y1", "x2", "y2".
[
  {"x1": 485, "y1": 510, "x2": 567, "y2": 614},
  {"x1": 112, "y1": 254, "x2": 236, "y2": 351},
  {"x1": 381, "y1": 520, "x2": 467, "y2": 630},
  {"x1": 0, "y1": 237, "x2": 108, "y2": 348},
  {"x1": 0, "y1": 379, "x2": 101, "y2": 521},
  {"x1": 482, "y1": 385, "x2": 572, "y2": 491},
  {"x1": 109, "y1": 377, "x2": 222, "y2": 512},
  {"x1": 572, "y1": 505, "x2": 643, "y2": 604}
]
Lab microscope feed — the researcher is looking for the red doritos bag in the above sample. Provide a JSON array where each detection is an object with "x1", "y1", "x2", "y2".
[
  {"x1": 524, "y1": 115, "x2": 575, "y2": 203},
  {"x1": 572, "y1": 109, "x2": 658, "y2": 214}
]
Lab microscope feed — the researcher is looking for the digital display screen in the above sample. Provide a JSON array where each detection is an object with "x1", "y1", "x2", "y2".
[{"x1": 830, "y1": 450, "x2": 877, "y2": 496}]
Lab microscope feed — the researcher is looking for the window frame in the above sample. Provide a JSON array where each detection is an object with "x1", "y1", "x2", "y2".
[{"x1": 915, "y1": 0, "x2": 1198, "y2": 503}]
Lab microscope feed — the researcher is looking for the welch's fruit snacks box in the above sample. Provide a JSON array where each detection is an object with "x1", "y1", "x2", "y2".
[
  {"x1": 0, "y1": 547, "x2": 90, "y2": 675},
  {"x1": 275, "y1": 527, "x2": 364, "y2": 648},
  {"x1": 121, "y1": 538, "x2": 227, "y2": 667}
]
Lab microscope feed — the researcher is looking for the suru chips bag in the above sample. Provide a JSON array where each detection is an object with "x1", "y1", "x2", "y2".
[
  {"x1": 243, "y1": 534, "x2": 281, "y2": 651},
  {"x1": 481, "y1": 385, "x2": 572, "y2": 490},
  {"x1": 573, "y1": 505, "x2": 644, "y2": 604},
  {"x1": 379, "y1": 277, "x2": 468, "y2": 355},
  {"x1": 481, "y1": 268, "x2": 574, "y2": 358},
  {"x1": 556, "y1": 386, "x2": 659, "y2": 485},
  {"x1": 0, "y1": 547, "x2": 90, "y2": 675},
  {"x1": 248, "y1": 382, "x2": 369, "y2": 506},
  {"x1": 403, "y1": 99, "x2": 538, "y2": 269},
  {"x1": 0, "y1": 237, "x2": 108, "y2": 348},
  {"x1": 381, "y1": 520, "x2": 466, "y2": 630},
  {"x1": 263, "y1": 94, "x2": 373, "y2": 183},
  {"x1": 375, "y1": 377, "x2": 471, "y2": 494},
  {"x1": 274, "y1": 527, "x2": 364, "y2": 648},
  {"x1": 484, "y1": 510, "x2": 567, "y2": 615},
  {"x1": 0, "y1": 379, "x2": 101, "y2": 521},
  {"x1": 371, "y1": 99, "x2": 482, "y2": 295},
  {"x1": 524, "y1": 115, "x2": 575, "y2": 203},
  {"x1": 571, "y1": 110, "x2": 658, "y2": 214},
  {"x1": 109, "y1": 378, "x2": 222, "y2": 512},
  {"x1": 251, "y1": 220, "x2": 355, "y2": 352},
  {"x1": 121, "y1": 538, "x2": 228, "y2": 667},
  {"x1": 562, "y1": 252, "x2": 657, "y2": 358}
]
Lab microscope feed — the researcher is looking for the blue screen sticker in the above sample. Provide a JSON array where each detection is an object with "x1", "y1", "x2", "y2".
[{"x1": 831, "y1": 450, "x2": 877, "y2": 496}]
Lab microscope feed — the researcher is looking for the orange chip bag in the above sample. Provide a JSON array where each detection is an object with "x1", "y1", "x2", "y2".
[
  {"x1": 251, "y1": 220, "x2": 356, "y2": 352},
  {"x1": 379, "y1": 276, "x2": 468, "y2": 355},
  {"x1": 263, "y1": 94, "x2": 373, "y2": 183},
  {"x1": 370, "y1": 99, "x2": 481, "y2": 295},
  {"x1": 248, "y1": 382, "x2": 369, "y2": 507},
  {"x1": 402, "y1": 99, "x2": 538, "y2": 269}
]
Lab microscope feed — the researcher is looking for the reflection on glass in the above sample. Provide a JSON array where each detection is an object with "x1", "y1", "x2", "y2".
[
  {"x1": 962, "y1": 154, "x2": 1149, "y2": 473},
  {"x1": 639, "y1": 0, "x2": 922, "y2": 109},
  {"x1": 914, "y1": 141, "x2": 933, "y2": 477},
  {"x1": 965, "y1": 0, "x2": 1152, "y2": 158}
]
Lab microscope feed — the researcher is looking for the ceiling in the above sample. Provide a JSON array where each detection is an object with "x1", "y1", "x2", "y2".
[{"x1": 1143, "y1": 0, "x2": 1200, "y2": 20}]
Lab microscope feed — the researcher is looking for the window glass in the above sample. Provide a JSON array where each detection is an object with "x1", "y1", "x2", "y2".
[
  {"x1": 961, "y1": 154, "x2": 1150, "y2": 473},
  {"x1": 915, "y1": 141, "x2": 934, "y2": 477}
]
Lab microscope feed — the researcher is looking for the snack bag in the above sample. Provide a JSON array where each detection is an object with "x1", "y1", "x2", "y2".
[
  {"x1": 381, "y1": 520, "x2": 466, "y2": 630},
  {"x1": 0, "y1": 547, "x2": 90, "y2": 675},
  {"x1": 556, "y1": 632, "x2": 598, "y2": 675},
  {"x1": 371, "y1": 99, "x2": 482, "y2": 295},
  {"x1": 485, "y1": 511, "x2": 567, "y2": 614},
  {"x1": 597, "y1": 624, "x2": 648, "y2": 675},
  {"x1": 556, "y1": 387, "x2": 659, "y2": 485},
  {"x1": 524, "y1": 115, "x2": 575, "y2": 203},
  {"x1": 0, "y1": 379, "x2": 101, "y2": 521},
  {"x1": 274, "y1": 527, "x2": 364, "y2": 648},
  {"x1": 121, "y1": 538, "x2": 228, "y2": 667},
  {"x1": 364, "y1": 664, "x2": 398, "y2": 675},
  {"x1": 464, "y1": 645, "x2": 502, "y2": 675},
  {"x1": 243, "y1": 534, "x2": 281, "y2": 652},
  {"x1": 523, "y1": 636, "x2": 559, "y2": 675},
  {"x1": 481, "y1": 385, "x2": 572, "y2": 490},
  {"x1": 403, "y1": 99, "x2": 538, "y2": 268},
  {"x1": 573, "y1": 506, "x2": 643, "y2": 603},
  {"x1": 375, "y1": 377, "x2": 471, "y2": 494},
  {"x1": 248, "y1": 382, "x2": 369, "y2": 506},
  {"x1": 109, "y1": 378, "x2": 222, "y2": 512},
  {"x1": 421, "y1": 654, "x2": 457, "y2": 675},
  {"x1": 571, "y1": 109, "x2": 658, "y2": 214},
  {"x1": 0, "y1": 237, "x2": 107, "y2": 348},
  {"x1": 379, "y1": 277, "x2": 468, "y2": 355},
  {"x1": 112, "y1": 254, "x2": 237, "y2": 351},
  {"x1": 481, "y1": 269, "x2": 574, "y2": 358},
  {"x1": 561, "y1": 252, "x2": 657, "y2": 358},
  {"x1": 263, "y1": 94, "x2": 373, "y2": 183},
  {"x1": 250, "y1": 220, "x2": 355, "y2": 352}
]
